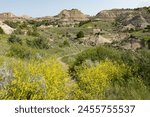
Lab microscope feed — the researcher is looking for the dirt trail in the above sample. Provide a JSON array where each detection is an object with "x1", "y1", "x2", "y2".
[{"x1": 57, "y1": 51, "x2": 83, "y2": 69}]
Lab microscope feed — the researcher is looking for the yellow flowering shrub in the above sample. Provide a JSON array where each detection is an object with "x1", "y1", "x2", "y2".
[
  {"x1": 0, "y1": 57, "x2": 71, "y2": 100},
  {"x1": 75, "y1": 60, "x2": 128, "y2": 99}
]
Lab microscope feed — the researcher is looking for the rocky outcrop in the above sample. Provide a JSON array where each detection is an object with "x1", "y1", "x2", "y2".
[
  {"x1": 0, "y1": 12, "x2": 32, "y2": 21},
  {"x1": 0, "y1": 12, "x2": 16, "y2": 18},
  {"x1": 0, "y1": 12, "x2": 17, "y2": 21},
  {"x1": 55, "y1": 9, "x2": 89, "y2": 21},
  {"x1": 95, "y1": 9, "x2": 134, "y2": 21},
  {"x1": 20, "y1": 15, "x2": 32, "y2": 20},
  {"x1": 95, "y1": 7, "x2": 150, "y2": 29},
  {"x1": 35, "y1": 16, "x2": 54, "y2": 21},
  {"x1": 122, "y1": 24, "x2": 136, "y2": 31},
  {"x1": 82, "y1": 35, "x2": 112, "y2": 46},
  {"x1": 116, "y1": 9, "x2": 150, "y2": 29},
  {"x1": 0, "y1": 21, "x2": 14, "y2": 34},
  {"x1": 121, "y1": 39, "x2": 144, "y2": 50}
]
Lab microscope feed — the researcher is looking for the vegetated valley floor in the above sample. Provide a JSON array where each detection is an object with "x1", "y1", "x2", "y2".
[{"x1": 0, "y1": 6, "x2": 150, "y2": 99}]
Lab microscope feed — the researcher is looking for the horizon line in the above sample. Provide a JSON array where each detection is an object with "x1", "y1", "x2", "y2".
[{"x1": 0, "y1": 5, "x2": 149, "y2": 18}]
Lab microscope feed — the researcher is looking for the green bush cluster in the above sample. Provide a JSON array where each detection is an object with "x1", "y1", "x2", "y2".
[
  {"x1": 59, "y1": 40, "x2": 70, "y2": 48},
  {"x1": 144, "y1": 6, "x2": 150, "y2": 13},
  {"x1": 73, "y1": 60, "x2": 129, "y2": 99},
  {"x1": 4, "y1": 20, "x2": 19, "y2": 28},
  {"x1": 0, "y1": 57, "x2": 71, "y2": 99},
  {"x1": 27, "y1": 28, "x2": 39, "y2": 36},
  {"x1": 13, "y1": 28, "x2": 24, "y2": 35},
  {"x1": 73, "y1": 46, "x2": 121, "y2": 66},
  {"x1": 4, "y1": 20, "x2": 28, "y2": 29},
  {"x1": 26, "y1": 37, "x2": 50, "y2": 49},
  {"x1": 7, "y1": 35, "x2": 22, "y2": 45},
  {"x1": 70, "y1": 45, "x2": 150, "y2": 99},
  {"x1": 7, "y1": 44, "x2": 36, "y2": 59},
  {"x1": 76, "y1": 31, "x2": 84, "y2": 38},
  {"x1": 27, "y1": 20, "x2": 52, "y2": 27},
  {"x1": 0, "y1": 44, "x2": 150, "y2": 100},
  {"x1": 79, "y1": 20, "x2": 92, "y2": 27}
]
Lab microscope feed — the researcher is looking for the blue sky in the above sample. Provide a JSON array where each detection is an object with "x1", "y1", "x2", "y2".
[{"x1": 0, "y1": 0, "x2": 150, "y2": 17}]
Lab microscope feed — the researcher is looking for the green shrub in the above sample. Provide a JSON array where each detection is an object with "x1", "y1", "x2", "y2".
[
  {"x1": 26, "y1": 37, "x2": 49, "y2": 49},
  {"x1": 73, "y1": 46, "x2": 122, "y2": 66},
  {"x1": 7, "y1": 35, "x2": 22, "y2": 45},
  {"x1": 129, "y1": 34, "x2": 136, "y2": 38},
  {"x1": 79, "y1": 20, "x2": 91, "y2": 27},
  {"x1": 76, "y1": 31, "x2": 84, "y2": 38},
  {"x1": 19, "y1": 21, "x2": 28, "y2": 29},
  {"x1": 0, "y1": 57, "x2": 72, "y2": 100},
  {"x1": 145, "y1": 25, "x2": 150, "y2": 30},
  {"x1": 7, "y1": 44, "x2": 35, "y2": 59},
  {"x1": 142, "y1": 35, "x2": 150, "y2": 41},
  {"x1": 73, "y1": 60, "x2": 129, "y2": 99},
  {"x1": 136, "y1": 49, "x2": 150, "y2": 84},
  {"x1": 27, "y1": 20, "x2": 52, "y2": 27},
  {"x1": 0, "y1": 27, "x2": 4, "y2": 34},
  {"x1": 63, "y1": 40, "x2": 70, "y2": 46},
  {"x1": 13, "y1": 28, "x2": 24, "y2": 35},
  {"x1": 145, "y1": 7, "x2": 150, "y2": 13},
  {"x1": 27, "y1": 29, "x2": 39, "y2": 36},
  {"x1": 104, "y1": 77, "x2": 150, "y2": 100},
  {"x1": 4, "y1": 20, "x2": 19, "y2": 28},
  {"x1": 70, "y1": 45, "x2": 150, "y2": 99},
  {"x1": 59, "y1": 40, "x2": 70, "y2": 47},
  {"x1": 0, "y1": 56, "x2": 5, "y2": 65}
]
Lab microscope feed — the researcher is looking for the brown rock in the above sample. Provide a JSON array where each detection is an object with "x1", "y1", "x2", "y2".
[{"x1": 56, "y1": 9, "x2": 89, "y2": 21}]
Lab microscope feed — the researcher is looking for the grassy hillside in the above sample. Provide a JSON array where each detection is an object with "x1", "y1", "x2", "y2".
[{"x1": 0, "y1": 11, "x2": 150, "y2": 99}]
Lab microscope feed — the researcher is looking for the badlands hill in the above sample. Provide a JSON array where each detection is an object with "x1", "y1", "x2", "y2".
[
  {"x1": 0, "y1": 6, "x2": 150, "y2": 33},
  {"x1": 95, "y1": 7, "x2": 150, "y2": 29},
  {"x1": 0, "y1": 6, "x2": 149, "y2": 27},
  {"x1": 55, "y1": 9, "x2": 89, "y2": 21},
  {"x1": 0, "y1": 12, "x2": 32, "y2": 21}
]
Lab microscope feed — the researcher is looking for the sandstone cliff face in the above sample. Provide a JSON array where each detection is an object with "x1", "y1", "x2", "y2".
[
  {"x1": 116, "y1": 8, "x2": 150, "y2": 29},
  {"x1": 95, "y1": 7, "x2": 150, "y2": 21},
  {"x1": 95, "y1": 7, "x2": 150, "y2": 29},
  {"x1": 55, "y1": 9, "x2": 89, "y2": 21},
  {"x1": 95, "y1": 9, "x2": 134, "y2": 20}
]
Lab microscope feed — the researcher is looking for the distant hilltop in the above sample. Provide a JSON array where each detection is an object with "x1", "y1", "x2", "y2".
[
  {"x1": 55, "y1": 9, "x2": 89, "y2": 21},
  {"x1": 0, "y1": 6, "x2": 150, "y2": 21},
  {"x1": 36, "y1": 9, "x2": 90, "y2": 22},
  {"x1": 0, "y1": 9, "x2": 89, "y2": 21},
  {"x1": 0, "y1": 12, "x2": 32, "y2": 21},
  {"x1": 0, "y1": 6, "x2": 150, "y2": 28},
  {"x1": 0, "y1": 12, "x2": 16, "y2": 18}
]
